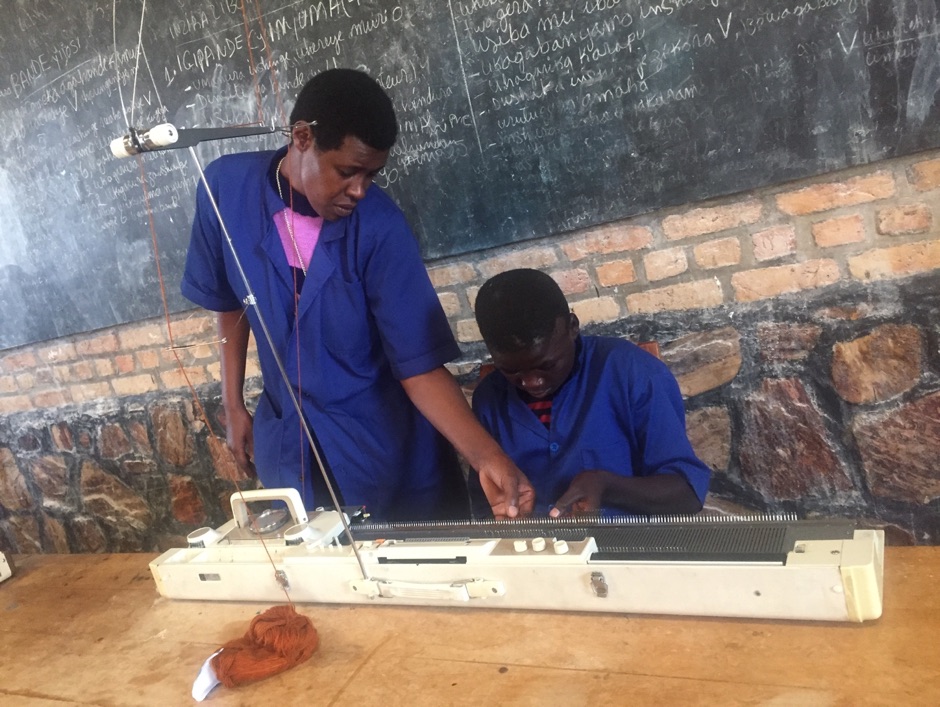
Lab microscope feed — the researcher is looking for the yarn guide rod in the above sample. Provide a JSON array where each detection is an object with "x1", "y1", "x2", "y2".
[{"x1": 109, "y1": 123, "x2": 284, "y2": 158}]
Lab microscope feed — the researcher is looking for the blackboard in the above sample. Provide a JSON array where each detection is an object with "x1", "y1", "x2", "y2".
[{"x1": 1, "y1": 0, "x2": 938, "y2": 350}]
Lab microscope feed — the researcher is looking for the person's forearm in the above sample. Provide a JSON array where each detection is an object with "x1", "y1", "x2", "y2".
[
  {"x1": 400, "y1": 367, "x2": 510, "y2": 470},
  {"x1": 218, "y1": 309, "x2": 250, "y2": 409},
  {"x1": 601, "y1": 472, "x2": 703, "y2": 515}
]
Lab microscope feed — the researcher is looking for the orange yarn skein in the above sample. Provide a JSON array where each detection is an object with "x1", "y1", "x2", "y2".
[{"x1": 211, "y1": 605, "x2": 319, "y2": 687}]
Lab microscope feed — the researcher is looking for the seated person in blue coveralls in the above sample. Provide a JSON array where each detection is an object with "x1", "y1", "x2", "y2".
[
  {"x1": 470, "y1": 268, "x2": 711, "y2": 517},
  {"x1": 181, "y1": 68, "x2": 534, "y2": 522}
]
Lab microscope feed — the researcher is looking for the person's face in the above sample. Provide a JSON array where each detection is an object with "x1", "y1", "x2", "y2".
[
  {"x1": 291, "y1": 128, "x2": 388, "y2": 221},
  {"x1": 491, "y1": 313, "x2": 579, "y2": 400}
]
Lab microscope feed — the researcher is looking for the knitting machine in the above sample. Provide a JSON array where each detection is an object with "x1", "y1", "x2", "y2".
[{"x1": 150, "y1": 489, "x2": 884, "y2": 623}]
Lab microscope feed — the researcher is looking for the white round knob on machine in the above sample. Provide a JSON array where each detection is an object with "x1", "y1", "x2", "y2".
[
  {"x1": 187, "y1": 526, "x2": 222, "y2": 548},
  {"x1": 284, "y1": 523, "x2": 320, "y2": 546}
]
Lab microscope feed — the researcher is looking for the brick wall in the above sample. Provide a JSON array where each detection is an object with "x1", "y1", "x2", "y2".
[{"x1": 1, "y1": 149, "x2": 939, "y2": 552}]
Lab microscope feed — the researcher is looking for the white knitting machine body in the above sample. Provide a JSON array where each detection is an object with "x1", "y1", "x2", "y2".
[
  {"x1": 150, "y1": 489, "x2": 884, "y2": 623},
  {"x1": 0, "y1": 551, "x2": 12, "y2": 584}
]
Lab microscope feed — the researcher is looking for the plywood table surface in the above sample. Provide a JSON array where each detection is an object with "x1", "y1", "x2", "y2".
[{"x1": 1, "y1": 548, "x2": 937, "y2": 706}]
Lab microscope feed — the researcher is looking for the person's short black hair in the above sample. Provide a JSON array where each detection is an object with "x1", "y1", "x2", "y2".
[
  {"x1": 475, "y1": 269, "x2": 570, "y2": 353},
  {"x1": 290, "y1": 68, "x2": 398, "y2": 151}
]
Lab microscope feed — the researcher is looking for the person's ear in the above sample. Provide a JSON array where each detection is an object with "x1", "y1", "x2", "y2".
[
  {"x1": 291, "y1": 121, "x2": 314, "y2": 152},
  {"x1": 568, "y1": 312, "x2": 580, "y2": 339}
]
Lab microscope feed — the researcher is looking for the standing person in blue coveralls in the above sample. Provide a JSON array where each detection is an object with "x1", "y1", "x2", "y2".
[
  {"x1": 182, "y1": 68, "x2": 534, "y2": 522},
  {"x1": 470, "y1": 268, "x2": 711, "y2": 517}
]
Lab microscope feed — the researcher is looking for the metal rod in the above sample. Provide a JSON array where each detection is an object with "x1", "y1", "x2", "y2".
[{"x1": 187, "y1": 146, "x2": 372, "y2": 582}]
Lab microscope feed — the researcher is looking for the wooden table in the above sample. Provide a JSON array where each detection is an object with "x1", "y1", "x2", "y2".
[{"x1": 1, "y1": 548, "x2": 937, "y2": 706}]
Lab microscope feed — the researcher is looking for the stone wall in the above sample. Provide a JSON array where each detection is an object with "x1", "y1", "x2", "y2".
[
  {"x1": 0, "y1": 392, "x2": 254, "y2": 553},
  {"x1": 589, "y1": 274, "x2": 940, "y2": 545},
  {"x1": 1, "y1": 150, "x2": 939, "y2": 552}
]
